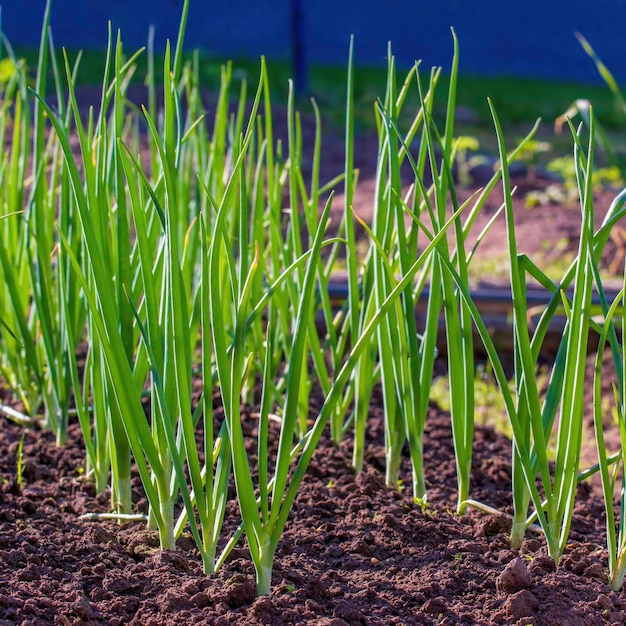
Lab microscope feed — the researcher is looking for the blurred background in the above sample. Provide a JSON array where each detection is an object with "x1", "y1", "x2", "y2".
[
  {"x1": 2, "y1": 0, "x2": 625, "y2": 85},
  {"x1": 2, "y1": 0, "x2": 626, "y2": 164}
]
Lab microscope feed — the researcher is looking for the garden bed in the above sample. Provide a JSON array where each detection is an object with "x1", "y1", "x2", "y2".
[
  {"x1": 1, "y1": 378, "x2": 624, "y2": 626},
  {"x1": 2, "y1": 14, "x2": 626, "y2": 623},
  {"x1": 1, "y1": 160, "x2": 624, "y2": 623}
]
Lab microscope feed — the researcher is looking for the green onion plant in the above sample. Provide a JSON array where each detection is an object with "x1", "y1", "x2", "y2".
[
  {"x1": 593, "y1": 266, "x2": 626, "y2": 590},
  {"x1": 454, "y1": 105, "x2": 626, "y2": 562}
]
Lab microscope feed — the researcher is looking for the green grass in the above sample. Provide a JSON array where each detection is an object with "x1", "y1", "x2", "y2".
[
  {"x1": 11, "y1": 43, "x2": 626, "y2": 195},
  {"x1": 11, "y1": 42, "x2": 626, "y2": 180},
  {"x1": 12, "y1": 45, "x2": 626, "y2": 134}
]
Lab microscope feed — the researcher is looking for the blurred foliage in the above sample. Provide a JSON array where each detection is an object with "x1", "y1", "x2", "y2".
[{"x1": 0, "y1": 57, "x2": 18, "y2": 83}]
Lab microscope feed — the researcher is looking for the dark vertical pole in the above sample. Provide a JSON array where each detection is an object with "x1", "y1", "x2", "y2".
[{"x1": 290, "y1": 0, "x2": 308, "y2": 97}]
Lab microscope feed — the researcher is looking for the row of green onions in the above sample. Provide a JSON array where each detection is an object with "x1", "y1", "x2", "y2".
[{"x1": 2, "y1": 0, "x2": 626, "y2": 595}]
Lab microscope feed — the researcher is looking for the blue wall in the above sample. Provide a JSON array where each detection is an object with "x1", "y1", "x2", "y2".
[{"x1": 2, "y1": 1, "x2": 626, "y2": 84}]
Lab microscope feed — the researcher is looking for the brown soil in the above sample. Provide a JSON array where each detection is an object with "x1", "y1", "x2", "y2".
[
  {"x1": 1, "y1": 378, "x2": 624, "y2": 626},
  {"x1": 3, "y1": 92, "x2": 626, "y2": 624}
]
